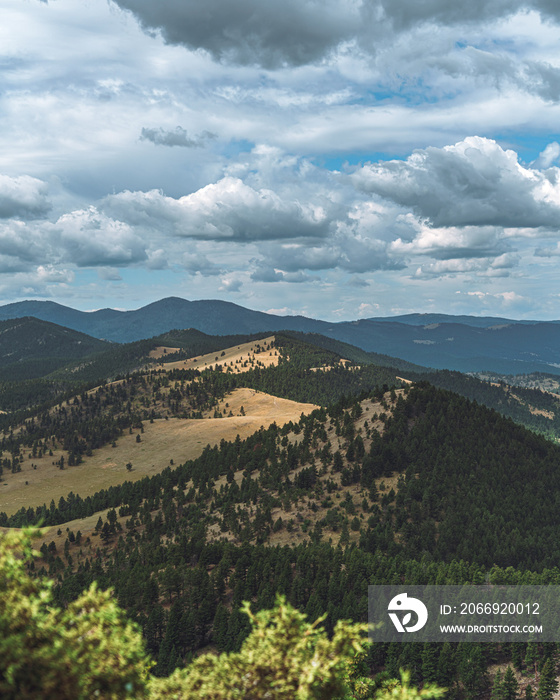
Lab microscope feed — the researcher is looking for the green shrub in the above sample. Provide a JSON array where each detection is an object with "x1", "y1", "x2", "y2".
[{"x1": 0, "y1": 529, "x2": 446, "y2": 700}]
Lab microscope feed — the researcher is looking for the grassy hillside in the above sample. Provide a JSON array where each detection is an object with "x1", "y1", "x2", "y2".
[
  {"x1": 6, "y1": 377, "x2": 560, "y2": 688},
  {"x1": 2, "y1": 331, "x2": 560, "y2": 693}
]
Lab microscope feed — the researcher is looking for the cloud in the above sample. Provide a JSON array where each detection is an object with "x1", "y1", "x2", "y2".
[
  {"x1": 140, "y1": 126, "x2": 217, "y2": 148},
  {"x1": 389, "y1": 222, "x2": 510, "y2": 260},
  {"x1": 0, "y1": 265, "x2": 75, "y2": 301},
  {"x1": 257, "y1": 233, "x2": 405, "y2": 276},
  {"x1": 414, "y1": 253, "x2": 520, "y2": 278},
  {"x1": 356, "y1": 302, "x2": 377, "y2": 317},
  {"x1": 533, "y1": 142, "x2": 560, "y2": 169},
  {"x1": 455, "y1": 289, "x2": 525, "y2": 305},
  {"x1": 427, "y1": 44, "x2": 560, "y2": 102},
  {"x1": 0, "y1": 255, "x2": 32, "y2": 274},
  {"x1": 0, "y1": 174, "x2": 51, "y2": 219},
  {"x1": 535, "y1": 242, "x2": 560, "y2": 256},
  {"x1": 110, "y1": 0, "x2": 560, "y2": 72},
  {"x1": 0, "y1": 219, "x2": 50, "y2": 265},
  {"x1": 181, "y1": 251, "x2": 222, "y2": 276},
  {"x1": 347, "y1": 276, "x2": 370, "y2": 287},
  {"x1": 250, "y1": 265, "x2": 284, "y2": 283},
  {"x1": 111, "y1": 0, "x2": 362, "y2": 68},
  {"x1": 219, "y1": 276, "x2": 243, "y2": 292},
  {"x1": 51, "y1": 207, "x2": 148, "y2": 267},
  {"x1": 97, "y1": 267, "x2": 123, "y2": 281},
  {"x1": 103, "y1": 176, "x2": 330, "y2": 241},
  {"x1": 353, "y1": 136, "x2": 560, "y2": 229}
]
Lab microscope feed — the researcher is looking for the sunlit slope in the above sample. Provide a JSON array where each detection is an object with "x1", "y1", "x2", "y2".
[{"x1": 0, "y1": 387, "x2": 317, "y2": 517}]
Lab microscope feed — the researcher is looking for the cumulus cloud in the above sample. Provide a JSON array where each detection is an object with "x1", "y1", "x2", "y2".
[
  {"x1": 0, "y1": 219, "x2": 50, "y2": 264},
  {"x1": 140, "y1": 126, "x2": 217, "y2": 148},
  {"x1": 250, "y1": 265, "x2": 284, "y2": 283},
  {"x1": 0, "y1": 174, "x2": 51, "y2": 219},
  {"x1": 250, "y1": 264, "x2": 318, "y2": 283},
  {"x1": 51, "y1": 207, "x2": 148, "y2": 267},
  {"x1": 257, "y1": 232, "x2": 405, "y2": 276},
  {"x1": 353, "y1": 136, "x2": 560, "y2": 229},
  {"x1": 389, "y1": 222, "x2": 510, "y2": 260},
  {"x1": 103, "y1": 176, "x2": 330, "y2": 241}
]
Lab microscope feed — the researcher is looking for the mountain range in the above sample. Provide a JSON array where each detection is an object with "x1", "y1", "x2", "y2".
[{"x1": 1, "y1": 297, "x2": 559, "y2": 375}]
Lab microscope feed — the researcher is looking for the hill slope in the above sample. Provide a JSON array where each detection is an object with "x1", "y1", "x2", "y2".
[
  {"x1": 3, "y1": 331, "x2": 560, "y2": 690},
  {"x1": 0, "y1": 317, "x2": 110, "y2": 381}
]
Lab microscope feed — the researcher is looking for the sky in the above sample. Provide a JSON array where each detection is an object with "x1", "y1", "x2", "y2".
[{"x1": 3, "y1": 1, "x2": 560, "y2": 321}]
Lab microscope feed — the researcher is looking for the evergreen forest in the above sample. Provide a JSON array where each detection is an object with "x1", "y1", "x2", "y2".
[{"x1": 2, "y1": 326, "x2": 560, "y2": 697}]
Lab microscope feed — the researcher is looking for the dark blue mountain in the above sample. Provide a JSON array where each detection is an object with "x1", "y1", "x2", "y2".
[{"x1": 1, "y1": 297, "x2": 559, "y2": 375}]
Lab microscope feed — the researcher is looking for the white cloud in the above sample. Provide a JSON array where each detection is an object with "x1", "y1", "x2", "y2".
[
  {"x1": 2, "y1": 0, "x2": 560, "y2": 317},
  {"x1": 103, "y1": 176, "x2": 330, "y2": 241},
  {"x1": 219, "y1": 276, "x2": 243, "y2": 292},
  {"x1": 534, "y1": 142, "x2": 560, "y2": 168},
  {"x1": 51, "y1": 207, "x2": 148, "y2": 267},
  {"x1": 0, "y1": 174, "x2": 51, "y2": 219},
  {"x1": 353, "y1": 136, "x2": 560, "y2": 229},
  {"x1": 414, "y1": 253, "x2": 520, "y2": 279}
]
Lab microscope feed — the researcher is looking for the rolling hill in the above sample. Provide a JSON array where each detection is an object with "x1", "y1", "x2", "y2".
[{"x1": 2, "y1": 326, "x2": 560, "y2": 692}]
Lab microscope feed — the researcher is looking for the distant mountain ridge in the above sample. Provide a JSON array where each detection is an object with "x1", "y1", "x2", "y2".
[{"x1": 1, "y1": 297, "x2": 560, "y2": 375}]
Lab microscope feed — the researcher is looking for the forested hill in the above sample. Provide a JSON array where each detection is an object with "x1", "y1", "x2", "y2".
[
  {"x1": 13, "y1": 379, "x2": 560, "y2": 683},
  {"x1": 406, "y1": 368, "x2": 560, "y2": 441},
  {"x1": 0, "y1": 317, "x2": 110, "y2": 381},
  {"x1": 3, "y1": 332, "x2": 560, "y2": 692},
  {"x1": 16, "y1": 381, "x2": 560, "y2": 567}
]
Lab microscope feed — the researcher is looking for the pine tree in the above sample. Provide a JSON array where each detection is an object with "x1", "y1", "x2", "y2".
[
  {"x1": 459, "y1": 643, "x2": 488, "y2": 700},
  {"x1": 525, "y1": 643, "x2": 540, "y2": 677},
  {"x1": 512, "y1": 643, "x2": 524, "y2": 671},
  {"x1": 491, "y1": 670, "x2": 504, "y2": 700},
  {"x1": 422, "y1": 643, "x2": 439, "y2": 684},
  {"x1": 503, "y1": 666, "x2": 519, "y2": 700},
  {"x1": 538, "y1": 658, "x2": 558, "y2": 700}
]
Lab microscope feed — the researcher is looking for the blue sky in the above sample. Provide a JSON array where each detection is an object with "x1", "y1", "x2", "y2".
[{"x1": 2, "y1": 0, "x2": 560, "y2": 320}]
